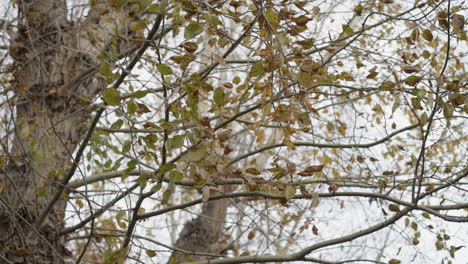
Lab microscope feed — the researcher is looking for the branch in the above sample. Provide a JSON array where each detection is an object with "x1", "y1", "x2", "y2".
[
  {"x1": 137, "y1": 190, "x2": 467, "y2": 222},
  {"x1": 227, "y1": 122, "x2": 422, "y2": 166}
]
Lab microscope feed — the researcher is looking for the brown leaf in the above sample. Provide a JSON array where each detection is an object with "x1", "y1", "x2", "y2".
[
  {"x1": 298, "y1": 165, "x2": 324, "y2": 176},
  {"x1": 245, "y1": 168, "x2": 261, "y2": 175},
  {"x1": 180, "y1": 41, "x2": 198, "y2": 53},
  {"x1": 388, "y1": 203, "x2": 401, "y2": 213},
  {"x1": 451, "y1": 14, "x2": 465, "y2": 34},
  {"x1": 312, "y1": 225, "x2": 318, "y2": 235}
]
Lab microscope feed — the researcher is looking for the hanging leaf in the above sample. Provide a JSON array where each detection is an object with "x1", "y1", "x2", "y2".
[
  {"x1": 298, "y1": 165, "x2": 324, "y2": 176},
  {"x1": 99, "y1": 63, "x2": 113, "y2": 77},
  {"x1": 130, "y1": 21, "x2": 146, "y2": 31},
  {"x1": 184, "y1": 22, "x2": 203, "y2": 39},
  {"x1": 146, "y1": 250, "x2": 157, "y2": 257},
  {"x1": 422, "y1": 29, "x2": 433, "y2": 42},
  {"x1": 110, "y1": 119, "x2": 124, "y2": 130},
  {"x1": 405, "y1": 75, "x2": 422, "y2": 86},
  {"x1": 103, "y1": 88, "x2": 121, "y2": 106},
  {"x1": 213, "y1": 88, "x2": 225, "y2": 106},
  {"x1": 157, "y1": 64, "x2": 173, "y2": 75},
  {"x1": 342, "y1": 24, "x2": 354, "y2": 35},
  {"x1": 250, "y1": 61, "x2": 264, "y2": 77},
  {"x1": 181, "y1": 41, "x2": 198, "y2": 53}
]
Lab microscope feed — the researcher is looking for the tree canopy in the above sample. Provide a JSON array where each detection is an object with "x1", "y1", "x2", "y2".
[{"x1": 0, "y1": 0, "x2": 467, "y2": 263}]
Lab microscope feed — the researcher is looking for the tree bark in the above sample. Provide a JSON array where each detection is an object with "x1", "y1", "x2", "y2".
[
  {"x1": 170, "y1": 192, "x2": 232, "y2": 263},
  {"x1": 0, "y1": 0, "x2": 135, "y2": 262}
]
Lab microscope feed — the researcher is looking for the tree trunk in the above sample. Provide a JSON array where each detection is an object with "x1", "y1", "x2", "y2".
[
  {"x1": 0, "y1": 0, "x2": 134, "y2": 262},
  {"x1": 170, "y1": 191, "x2": 232, "y2": 263}
]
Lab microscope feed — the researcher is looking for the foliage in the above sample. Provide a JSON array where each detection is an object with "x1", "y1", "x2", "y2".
[{"x1": 0, "y1": 0, "x2": 467, "y2": 263}]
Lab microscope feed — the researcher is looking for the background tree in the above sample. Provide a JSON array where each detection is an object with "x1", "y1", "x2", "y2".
[{"x1": 0, "y1": 0, "x2": 467, "y2": 263}]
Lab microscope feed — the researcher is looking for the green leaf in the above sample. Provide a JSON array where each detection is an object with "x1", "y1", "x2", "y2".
[
  {"x1": 130, "y1": 21, "x2": 146, "y2": 31},
  {"x1": 380, "y1": 81, "x2": 395, "y2": 91},
  {"x1": 132, "y1": 90, "x2": 149, "y2": 98},
  {"x1": 110, "y1": 119, "x2": 124, "y2": 130},
  {"x1": 99, "y1": 63, "x2": 113, "y2": 77},
  {"x1": 169, "y1": 170, "x2": 183, "y2": 182},
  {"x1": 443, "y1": 103, "x2": 454, "y2": 118},
  {"x1": 167, "y1": 135, "x2": 185, "y2": 150},
  {"x1": 159, "y1": 163, "x2": 176, "y2": 175},
  {"x1": 265, "y1": 8, "x2": 279, "y2": 25},
  {"x1": 36, "y1": 187, "x2": 47, "y2": 197},
  {"x1": 150, "y1": 182, "x2": 162, "y2": 193},
  {"x1": 342, "y1": 24, "x2": 354, "y2": 35},
  {"x1": 147, "y1": 3, "x2": 160, "y2": 13},
  {"x1": 250, "y1": 61, "x2": 264, "y2": 77},
  {"x1": 113, "y1": 0, "x2": 128, "y2": 8},
  {"x1": 127, "y1": 100, "x2": 137, "y2": 114},
  {"x1": 103, "y1": 88, "x2": 121, "y2": 106},
  {"x1": 122, "y1": 140, "x2": 132, "y2": 153},
  {"x1": 422, "y1": 29, "x2": 433, "y2": 42},
  {"x1": 299, "y1": 71, "x2": 311, "y2": 85},
  {"x1": 157, "y1": 64, "x2": 173, "y2": 75},
  {"x1": 214, "y1": 88, "x2": 225, "y2": 106},
  {"x1": 184, "y1": 22, "x2": 204, "y2": 39},
  {"x1": 146, "y1": 250, "x2": 157, "y2": 258},
  {"x1": 435, "y1": 240, "x2": 444, "y2": 250},
  {"x1": 186, "y1": 148, "x2": 209, "y2": 162},
  {"x1": 405, "y1": 75, "x2": 422, "y2": 86}
]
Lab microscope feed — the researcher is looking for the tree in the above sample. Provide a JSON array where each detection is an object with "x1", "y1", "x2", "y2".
[{"x1": 0, "y1": 0, "x2": 467, "y2": 263}]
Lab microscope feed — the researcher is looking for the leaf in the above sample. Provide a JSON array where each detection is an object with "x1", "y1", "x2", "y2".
[
  {"x1": 402, "y1": 65, "x2": 420, "y2": 74},
  {"x1": 110, "y1": 119, "x2": 124, "y2": 130},
  {"x1": 265, "y1": 8, "x2": 280, "y2": 25},
  {"x1": 312, "y1": 225, "x2": 318, "y2": 235},
  {"x1": 245, "y1": 168, "x2": 261, "y2": 175},
  {"x1": 181, "y1": 41, "x2": 198, "y2": 53},
  {"x1": 146, "y1": 250, "x2": 157, "y2": 258},
  {"x1": 159, "y1": 163, "x2": 175, "y2": 175},
  {"x1": 213, "y1": 88, "x2": 225, "y2": 106},
  {"x1": 103, "y1": 88, "x2": 121, "y2": 106},
  {"x1": 186, "y1": 148, "x2": 208, "y2": 162},
  {"x1": 380, "y1": 81, "x2": 395, "y2": 91},
  {"x1": 99, "y1": 63, "x2": 113, "y2": 76},
  {"x1": 354, "y1": 4, "x2": 363, "y2": 15},
  {"x1": 389, "y1": 259, "x2": 401, "y2": 264},
  {"x1": 405, "y1": 75, "x2": 422, "y2": 86},
  {"x1": 451, "y1": 14, "x2": 465, "y2": 34},
  {"x1": 130, "y1": 21, "x2": 146, "y2": 31},
  {"x1": 147, "y1": 3, "x2": 160, "y2": 14},
  {"x1": 247, "y1": 231, "x2": 255, "y2": 240},
  {"x1": 443, "y1": 103, "x2": 454, "y2": 118},
  {"x1": 420, "y1": 112, "x2": 428, "y2": 125},
  {"x1": 122, "y1": 140, "x2": 131, "y2": 153},
  {"x1": 388, "y1": 204, "x2": 401, "y2": 213},
  {"x1": 285, "y1": 185, "x2": 296, "y2": 200},
  {"x1": 132, "y1": 90, "x2": 149, "y2": 98},
  {"x1": 298, "y1": 165, "x2": 324, "y2": 176},
  {"x1": 250, "y1": 61, "x2": 264, "y2": 77},
  {"x1": 342, "y1": 24, "x2": 354, "y2": 35},
  {"x1": 435, "y1": 240, "x2": 444, "y2": 250},
  {"x1": 113, "y1": 0, "x2": 128, "y2": 8},
  {"x1": 421, "y1": 212, "x2": 431, "y2": 219},
  {"x1": 422, "y1": 29, "x2": 433, "y2": 42},
  {"x1": 184, "y1": 22, "x2": 203, "y2": 39},
  {"x1": 157, "y1": 64, "x2": 173, "y2": 75}
]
